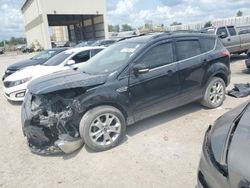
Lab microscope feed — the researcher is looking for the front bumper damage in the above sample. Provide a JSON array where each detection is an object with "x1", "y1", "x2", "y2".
[{"x1": 21, "y1": 91, "x2": 85, "y2": 155}]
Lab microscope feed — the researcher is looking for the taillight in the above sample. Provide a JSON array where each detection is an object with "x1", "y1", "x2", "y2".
[{"x1": 220, "y1": 49, "x2": 230, "y2": 57}]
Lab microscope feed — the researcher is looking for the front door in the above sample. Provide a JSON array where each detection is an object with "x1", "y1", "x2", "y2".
[{"x1": 129, "y1": 40, "x2": 180, "y2": 122}]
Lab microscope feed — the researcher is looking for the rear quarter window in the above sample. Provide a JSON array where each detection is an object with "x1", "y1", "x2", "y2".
[
  {"x1": 200, "y1": 37, "x2": 216, "y2": 53},
  {"x1": 176, "y1": 39, "x2": 201, "y2": 61}
]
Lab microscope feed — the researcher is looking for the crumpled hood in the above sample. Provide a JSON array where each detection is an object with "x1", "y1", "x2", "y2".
[
  {"x1": 7, "y1": 58, "x2": 44, "y2": 70},
  {"x1": 27, "y1": 69, "x2": 108, "y2": 94},
  {"x1": 210, "y1": 101, "x2": 250, "y2": 164}
]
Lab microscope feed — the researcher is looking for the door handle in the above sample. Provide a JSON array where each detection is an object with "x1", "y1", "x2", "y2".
[
  {"x1": 202, "y1": 59, "x2": 208, "y2": 66},
  {"x1": 166, "y1": 69, "x2": 175, "y2": 77},
  {"x1": 228, "y1": 38, "x2": 231, "y2": 42}
]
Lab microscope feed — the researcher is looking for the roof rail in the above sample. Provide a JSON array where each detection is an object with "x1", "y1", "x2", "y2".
[{"x1": 164, "y1": 30, "x2": 206, "y2": 34}]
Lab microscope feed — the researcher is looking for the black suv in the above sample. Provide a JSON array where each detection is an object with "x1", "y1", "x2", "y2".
[{"x1": 21, "y1": 33, "x2": 231, "y2": 154}]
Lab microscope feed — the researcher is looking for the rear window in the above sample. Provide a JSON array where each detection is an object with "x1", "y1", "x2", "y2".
[
  {"x1": 200, "y1": 37, "x2": 216, "y2": 53},
  {"x1": 227, "y1": 26, "x2": 237, "y2": 36},
  {"x1": 176, "y1": 40, "x2": 201, "y2": 61}
]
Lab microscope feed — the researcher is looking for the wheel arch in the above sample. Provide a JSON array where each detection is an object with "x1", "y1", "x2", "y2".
[{"x1": 84, "y1": 102, "x2": 129, "y2": 122}]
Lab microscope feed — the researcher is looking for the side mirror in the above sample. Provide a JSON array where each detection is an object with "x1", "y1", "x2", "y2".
[
  {"x1": 66, "y1": 60, "x2": 75, "y2": 66},
  {"x1": 219, "y1": 32, "x2": 227, "y2": 39},
  {"x1": 133, "y1": 64, "x2": 150, "y2": 75}
]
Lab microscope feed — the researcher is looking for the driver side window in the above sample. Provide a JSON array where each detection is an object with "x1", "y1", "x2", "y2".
[
  {"x1": 139, "y1": 42, "x2": 174, "y2": 69},
  {"x1": 72, "y1": 50, "x2": 90, "y2": 64},
  {"x1": 216, "y1": 27, "x2": 228, "y2": 38}
]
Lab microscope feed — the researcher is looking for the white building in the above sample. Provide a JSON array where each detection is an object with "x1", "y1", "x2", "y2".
[{"x1": 21, "y1": 0, "x2": 108, "y2": 49}]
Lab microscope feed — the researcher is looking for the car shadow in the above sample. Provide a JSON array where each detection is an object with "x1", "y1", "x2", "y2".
[
  {"x1": 127, "y1": 102, "x2": 203, "y2": 137},
  {"x1": 7, "y1": 100, "x2": 23, "y2": 106},
  {"x1": 230, "y1": 54, "x2": 247, "y2": 63}
]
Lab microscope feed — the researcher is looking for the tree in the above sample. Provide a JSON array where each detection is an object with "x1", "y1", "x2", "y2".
[
  {"x1": 236, "y1": 10, "x2": 243, "y2": 17},
  {"x1": 204, "y1": 21, "x2": 212, "y2": 28},
  {"x1": 108, "y1": 25, "x2": 120, "y2": 32},
  {"x1": 121, "y1": 24, "x2": 133, "y2": 32},
  {"x1": 170, "y1": 21, "x2": 182, "y2": 26}
]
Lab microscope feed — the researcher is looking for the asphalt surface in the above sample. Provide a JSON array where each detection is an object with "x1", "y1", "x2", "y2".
[{"x1": 0, "y1": 53, "x2": 249, "y2": 188}]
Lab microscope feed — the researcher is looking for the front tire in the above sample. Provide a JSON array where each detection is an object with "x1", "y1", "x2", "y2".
[
  {"x1": 79, "y1": 106, "x2": 126, "y2": 152},
  {"x1": 201, "y1": 77, "x2": 226, "y2": 109}
]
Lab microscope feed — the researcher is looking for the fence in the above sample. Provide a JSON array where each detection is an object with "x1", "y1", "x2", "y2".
[{"x1": 166, "y1": 15, "x2": 250, "y2": 31}]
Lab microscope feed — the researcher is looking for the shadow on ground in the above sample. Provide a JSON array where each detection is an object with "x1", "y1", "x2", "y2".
[
  {"x1": 127, "y1": 102, "x2": 203, "y2": 137},
  {"x1": 231, "y1": 54, "x2": 247, "y2": 63}
]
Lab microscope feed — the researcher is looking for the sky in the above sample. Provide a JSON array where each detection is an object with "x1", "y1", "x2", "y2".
[{"x1": 0, "y1": 0, "x2": 250, "y2": 40}]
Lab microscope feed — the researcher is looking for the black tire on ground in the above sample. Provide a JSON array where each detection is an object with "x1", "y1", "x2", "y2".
[
  {"x1": 201, "y1": 77, "x2": 226, "y2": 109},
  {"x1": 79, "y1": 105, "x2": 126, "y2": 152}
]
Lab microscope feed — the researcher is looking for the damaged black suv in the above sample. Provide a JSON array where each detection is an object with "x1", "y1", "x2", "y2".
[{"x1": 22, "y1": 32, "x2": 231, "y2": 154}]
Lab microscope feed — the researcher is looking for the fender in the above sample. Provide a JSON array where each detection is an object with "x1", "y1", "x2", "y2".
[{"x1": 202, "y1": 62, "x2": 230, "y2": 88}]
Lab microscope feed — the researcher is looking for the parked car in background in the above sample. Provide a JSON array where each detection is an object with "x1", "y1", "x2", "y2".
[
  {"x1": 76, "y1": 40, "x2": 97, "y2": 47},
  {"x1": 22, "y1": 46, "x2": 34, "y2": 53},
  {"x1": 3, "y1": 46, "x2": 104, "y2": 101},
  {"x1": 205, "y1": 25, "x2": 250, "y2": 55},
  {"x1": 21, "y1": 32, "x2": 231, "y2": 155},
  {"x1": 91, "y1": 39, "x2": 116, "y2": 47},
  {"x1": 64, "y1": 41, "x2": 76, "y2": 47},
  {"x1": 0, "y1": 47, "x2": 4, "y2": 55},
  {"x1": 2, "y1": 48, "x2": 69, "y2": 80},
  {"x1": 15, "y1": 45, "x2": 26, "y2": 51},
  {"x1": 197, "y1": 101, "x2": 250, "y2": 188}
]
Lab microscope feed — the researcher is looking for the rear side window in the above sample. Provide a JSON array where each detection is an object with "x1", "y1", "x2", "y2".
[
  {"x1": 227, "y1": 26, "x2": 236, "y2": 36},
  {"x1": 91, "y1": 49, "x2": 103, "y2": 57},
  {"x1": 200, "y1": 38, "x2": 216, "y2": 53},
  {"x1": 176, "y1": 40, "x2": 201, "y2": 61},
  {"x1": 139, "y1": 42, "x2": 174, "y2": 69}
]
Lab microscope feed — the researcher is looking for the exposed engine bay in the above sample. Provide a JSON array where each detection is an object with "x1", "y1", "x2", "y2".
[{"x1": 23, "y1": 88, "x2": 87, "y2": 155}]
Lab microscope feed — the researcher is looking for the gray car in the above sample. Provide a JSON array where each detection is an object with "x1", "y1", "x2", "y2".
[
  {"x1": 197, "y1": 101, "x2": 250, "y2": 188},
  {"x1": 205, "y1": 25, "x2": 250, "y2": 55}
]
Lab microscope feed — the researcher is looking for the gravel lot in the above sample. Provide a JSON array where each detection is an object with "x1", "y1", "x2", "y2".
[{"x1": 0, "y1": 53, "x2": 249, "y2": 188}]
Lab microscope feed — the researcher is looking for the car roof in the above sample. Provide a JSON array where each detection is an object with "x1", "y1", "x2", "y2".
[{"x1": 63, "y1": 46, "x2": 105, "y2": 54}]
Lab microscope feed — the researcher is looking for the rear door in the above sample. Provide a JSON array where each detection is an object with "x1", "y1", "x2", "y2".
[
  {"x1": 226, "y1": 26, "x2": 241, "y2": 53},
  {"x1": 129, "y1": 40, "x2": 180, "y2": 121},
  {"x1": 176, "y1": 37, "x2": 215, "y2": 102}
]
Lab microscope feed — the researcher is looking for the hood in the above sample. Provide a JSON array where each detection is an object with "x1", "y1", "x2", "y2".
[
  {"x1": 227, "y1": 104, "x2": 250, "y2": 187},
  {"x1": 7, "y1": 58, "x2": 44, "y2": 70},
  {"x1": 210, "y1": 101, "x2": 250, "y2": 165},
  {"x1": 5, "y1": 65, "x2": 62, "y2": 82},
  {"x1": 27, "y1": 69, "x2": 108, "y2": 94}
]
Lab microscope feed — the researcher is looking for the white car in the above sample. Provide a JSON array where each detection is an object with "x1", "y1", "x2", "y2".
[{"x1": 3, "y1": 46, "x2": 104, "y2": 101}]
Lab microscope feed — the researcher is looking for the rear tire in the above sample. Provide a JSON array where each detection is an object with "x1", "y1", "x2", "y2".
[
  {"x1": 79, "y1": 106, "x2": 126, "y2": 152},
  {"x1": 201, "y1": 77, "x2": 226, "y2": 109}
]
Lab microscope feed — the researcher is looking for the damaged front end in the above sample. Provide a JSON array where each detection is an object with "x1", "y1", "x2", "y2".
[{"x1": 21, "y1": 89, "x2": 86, "y2": 155}]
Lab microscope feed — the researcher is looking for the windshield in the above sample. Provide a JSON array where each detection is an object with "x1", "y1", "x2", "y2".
[
  {"x1": 79, "y1": 41, "x2": 144, "y2": 74},
  {"x1": 43, "y1": 51, "x2": 73, "y2": 66},
  {"x1": 31, "y1": 50, "x2": 57, "y2": 60}
]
